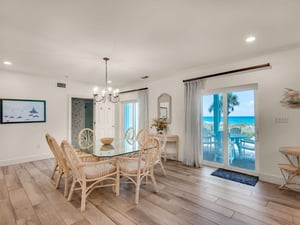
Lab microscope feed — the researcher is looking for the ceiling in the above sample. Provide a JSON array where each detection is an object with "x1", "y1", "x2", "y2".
[{"x1": 1, "y1": 0, "x2": 300, "y2": 88}]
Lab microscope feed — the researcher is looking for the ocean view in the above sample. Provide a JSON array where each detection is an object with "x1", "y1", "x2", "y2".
[{"x1": 203, "y1": 116, "x2": 255, "y2": 125}]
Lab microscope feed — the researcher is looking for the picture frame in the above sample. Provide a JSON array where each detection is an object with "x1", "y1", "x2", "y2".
[
  {"x1": 159, "y1": 106, "x2": 168, "y2": 119},
  {"x1": 0, "y1": 99, "x2": 46, "y2": 124}
]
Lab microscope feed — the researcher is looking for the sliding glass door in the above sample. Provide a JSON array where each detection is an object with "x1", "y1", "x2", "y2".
[{"x1": 202, "y1": 88, "x2": 256, "y2": 172}]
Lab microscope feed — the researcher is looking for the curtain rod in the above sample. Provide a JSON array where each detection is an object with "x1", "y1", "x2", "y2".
[
  {"x1": 119, "y1": 87, "x2": 148, "y2": 94},
  {"x1": 182, "y1": 63, "x2": 271, "y2": 83}
]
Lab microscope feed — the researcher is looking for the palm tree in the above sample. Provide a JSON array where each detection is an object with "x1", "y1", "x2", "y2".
[
  {"x1": 208, "y1": 92, "x2": 239, "y2": 116},
  {"x1": 207, "y1": 93, "x2": 240, "y2": 151}
]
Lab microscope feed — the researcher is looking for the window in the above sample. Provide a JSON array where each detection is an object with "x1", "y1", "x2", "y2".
[{"x1": 123, "y1": 101, "x2": 139, "y2": 136}]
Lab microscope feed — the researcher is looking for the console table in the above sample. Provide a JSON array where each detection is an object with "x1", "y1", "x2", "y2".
[
  {"x1": 164, "y1": 134, "x2": 179, "y2": 162},
  {"x1": 150, "y1": 134, "x2": 179, "y2": 161},
  {"x1": 278, "y1": 146, "x2": 300, "y2": 192}
]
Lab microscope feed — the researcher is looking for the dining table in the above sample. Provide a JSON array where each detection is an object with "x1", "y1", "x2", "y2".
[{"x1": 83, "y1": 139, "x2": 142, "y2": 158}]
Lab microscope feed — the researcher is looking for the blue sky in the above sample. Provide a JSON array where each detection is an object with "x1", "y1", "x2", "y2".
[{"x1": 202, "y1": 90, "x2": 254, "y2": 117}]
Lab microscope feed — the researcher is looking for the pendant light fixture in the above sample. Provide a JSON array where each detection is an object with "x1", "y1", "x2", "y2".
[{"x1": 93, "y1": 57, "x2": 119, "y2": 103}]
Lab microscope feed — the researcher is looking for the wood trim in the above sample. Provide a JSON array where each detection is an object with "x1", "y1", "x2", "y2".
[
  {"x1": 119, "y1": 87, "x2": 148, "y2": 94},
  {"x1": 183, "y1": 63, "x2": 271, "y2": 83}
]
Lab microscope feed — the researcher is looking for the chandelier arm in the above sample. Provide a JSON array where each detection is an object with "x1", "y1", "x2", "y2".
[
  {"x1": 112, "y1": 97, "x2": 120, "y2": 103},
  {"x1": 94, "y1": 94, "x2": 106, "y2": 103},
  {"x1": 109, "y1": 95, "x2": 119, "y2": 103}
]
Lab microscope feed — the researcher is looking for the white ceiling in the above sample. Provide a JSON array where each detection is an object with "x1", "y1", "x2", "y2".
[{"x1": 1, "y1": 0, "x2": 300, "y2": 87}]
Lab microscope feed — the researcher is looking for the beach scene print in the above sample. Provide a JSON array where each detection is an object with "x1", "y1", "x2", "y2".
[{"x1": 1, "y1": 100, "x2": 45, "y2": 123}]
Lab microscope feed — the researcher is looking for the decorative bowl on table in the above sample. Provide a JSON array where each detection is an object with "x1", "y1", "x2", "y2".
[
  {"x1": 100, "y1": 144, "x2": 114, "y2": 151},
  {"x1": 100, "y1": 137, "x2": 114, "y2": 145}
]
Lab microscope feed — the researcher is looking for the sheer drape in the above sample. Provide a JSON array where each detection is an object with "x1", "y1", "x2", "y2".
[
  {"x1": 114, "y1": 101, "x2": 120, "y2": 139},
  {"x1": 137, "y1": 89, "x2": 149, "y2": 130},
  {"x1": 183, "y1": 80, "x2": 202, "y2": 167}
]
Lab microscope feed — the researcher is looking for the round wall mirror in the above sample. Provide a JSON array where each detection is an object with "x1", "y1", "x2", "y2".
[{"x1": 158, "y1": 93, "x2": 172, "y2": 124}]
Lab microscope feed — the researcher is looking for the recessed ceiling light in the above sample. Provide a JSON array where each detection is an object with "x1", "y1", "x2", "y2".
[
  {"x1": 3, "y1": 61, "x2": 12, "y2": 65},
  {"x1": 245, "y1": 36, "x2": 256, "y2": 43},
  {"x1": 107, "y1": 80, "x2": 112, "y2": 84},
  {"x1": 93, "y1": 87, "x2": 99, "y2": 93}
]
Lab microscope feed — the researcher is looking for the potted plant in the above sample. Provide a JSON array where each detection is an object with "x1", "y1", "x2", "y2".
[{"x1": 151, "y1": 118, "x2": 167, "y2": 133}]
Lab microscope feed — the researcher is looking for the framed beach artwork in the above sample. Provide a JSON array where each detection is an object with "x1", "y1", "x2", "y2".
[{"x1": 0, "y1": 99, "x2": 46, "y2": 124}]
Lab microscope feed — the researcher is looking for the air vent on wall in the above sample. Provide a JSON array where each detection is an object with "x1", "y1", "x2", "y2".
[
  {"x1": 57, "y1": 82, "x2": 66, "y2": 88},
  {"x1": 140, "y1": 75, "x2": 149, "y2": 79}
]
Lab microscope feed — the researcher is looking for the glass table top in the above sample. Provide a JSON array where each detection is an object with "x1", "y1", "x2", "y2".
[{"x1": 83, "y1": 139, "x2": 141, "y2": 158}]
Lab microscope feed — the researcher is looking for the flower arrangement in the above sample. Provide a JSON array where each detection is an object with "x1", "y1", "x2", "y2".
[
  {"x1": 150, "y1": 118, "x2": 167, "y2": 131},
  {"x1": 281, "y1": 88, "x2": 300, "y2": 108}
]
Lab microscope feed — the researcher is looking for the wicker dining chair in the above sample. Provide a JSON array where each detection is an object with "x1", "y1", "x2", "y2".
[
  {"x1": 78, "y1": 128, "x2": 95, "y2": 150},
  {"x1": 46, "y1": 133, "x2": 99, "y2": 197},
  {"x1": 61, "y1": 140, "x2": 119, "y2": 212},
  {"x1": 136, "y1": 128, "x2": 149, "y2": 145},
  {"x1": 45, "y1": 133, "x2": 71, "y2": 197},
  {"x1": 45, "y1": 134, "x2": 59, "y2": 181},
  {"x1": 124, "y1": 127, "x2": 135, "y2": 142},
  {"x1": 118, "y1": 136, "x2": 159, "y2": 204}
]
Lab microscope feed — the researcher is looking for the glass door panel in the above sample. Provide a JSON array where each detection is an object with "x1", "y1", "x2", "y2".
[
  {"x1": 202, "y1": 93, "x2": 224, "y2": 164},
  {"x1": 123, "y1": 102, "x2": 139, "y2": 137},
  {"x1": 227, "y1": 90, "x2": 256, "y2": 171}
]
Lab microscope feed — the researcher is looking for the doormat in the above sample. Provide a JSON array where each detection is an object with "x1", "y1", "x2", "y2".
[{"x1": 211, "y1": 168, "x2": 259, "y2": 186}]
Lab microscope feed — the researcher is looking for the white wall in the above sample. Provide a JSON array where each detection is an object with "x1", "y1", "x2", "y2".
[
  {"x1": 129, "y1": 46, "x2": 300, "y2": 184},
  {"x1": 0, "y1": 71, "x2": 95, "y2": 166},
  {"x1": 2, "y1": 46, "x2": 300, "y2": 185}
]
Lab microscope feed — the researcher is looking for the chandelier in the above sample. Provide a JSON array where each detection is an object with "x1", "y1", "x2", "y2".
[{"x1": 93, "y1": 57, "x2": 120, "y2": 103}]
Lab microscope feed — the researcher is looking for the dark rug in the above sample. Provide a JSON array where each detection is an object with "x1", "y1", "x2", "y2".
[{"x1": 211, "y1": 168, "x2": 258, "y2": 186}]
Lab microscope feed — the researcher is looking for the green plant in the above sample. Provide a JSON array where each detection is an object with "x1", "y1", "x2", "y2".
[
  {"x1": 208, "y1": 92, "x2": 240, "y2": 116},
  {"x1": 151, "y1": 118, "x2": 167, "y2": 130}
]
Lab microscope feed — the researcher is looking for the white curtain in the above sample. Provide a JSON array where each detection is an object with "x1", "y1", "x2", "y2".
[
  {"x1": 183, "y1": 80, "x2": 202, "y2": 167},
  {"x1": 114, "y1": 101, "x2": 120, "y2": 139},
  {"x1": 137, "y1": 89, "x2": 149, "y2": 130}
]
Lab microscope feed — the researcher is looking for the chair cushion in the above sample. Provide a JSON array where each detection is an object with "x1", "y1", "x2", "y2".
[
  {"x1": 120, "y1": 160, "x2": 145, "y2": 174},
  {"x1": 84, "y1": 163, "x2": 116, "y2": 179}
]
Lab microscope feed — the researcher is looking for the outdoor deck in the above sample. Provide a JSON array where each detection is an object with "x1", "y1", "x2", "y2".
[{"x1": 203, "y1": 146, "x2": 256, "y2": 171}]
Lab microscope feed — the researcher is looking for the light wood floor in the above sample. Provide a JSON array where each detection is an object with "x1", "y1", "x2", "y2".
[{"x1": 1, "y1": 159, "x2": 300, "y2": 225}]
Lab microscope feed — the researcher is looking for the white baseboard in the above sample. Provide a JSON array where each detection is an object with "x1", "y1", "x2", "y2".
[
  {"x1": 258, "y1": 172, "x2": 282, "y2": 185},
  {"x1": 0, "y1": 153, "x2": 53, "y2": 167}
]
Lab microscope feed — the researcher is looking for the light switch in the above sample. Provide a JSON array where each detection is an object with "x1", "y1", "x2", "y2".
[{"x1": 275, "y1": 117, "x2": 288, "y2": 124}]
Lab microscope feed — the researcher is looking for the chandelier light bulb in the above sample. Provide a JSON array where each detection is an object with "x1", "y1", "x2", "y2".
[{"x1": 113, "y1": 89, "x2": 120, "y2": 97}]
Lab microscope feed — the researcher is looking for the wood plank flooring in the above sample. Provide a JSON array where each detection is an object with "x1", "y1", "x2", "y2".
[{"x1": 1, "y1": 159, "x2": 300, "y2": 225}]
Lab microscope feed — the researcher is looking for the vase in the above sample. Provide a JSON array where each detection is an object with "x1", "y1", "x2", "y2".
[{"x1": 156, "y1": 128, "x2": 164, "y2": 134}]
